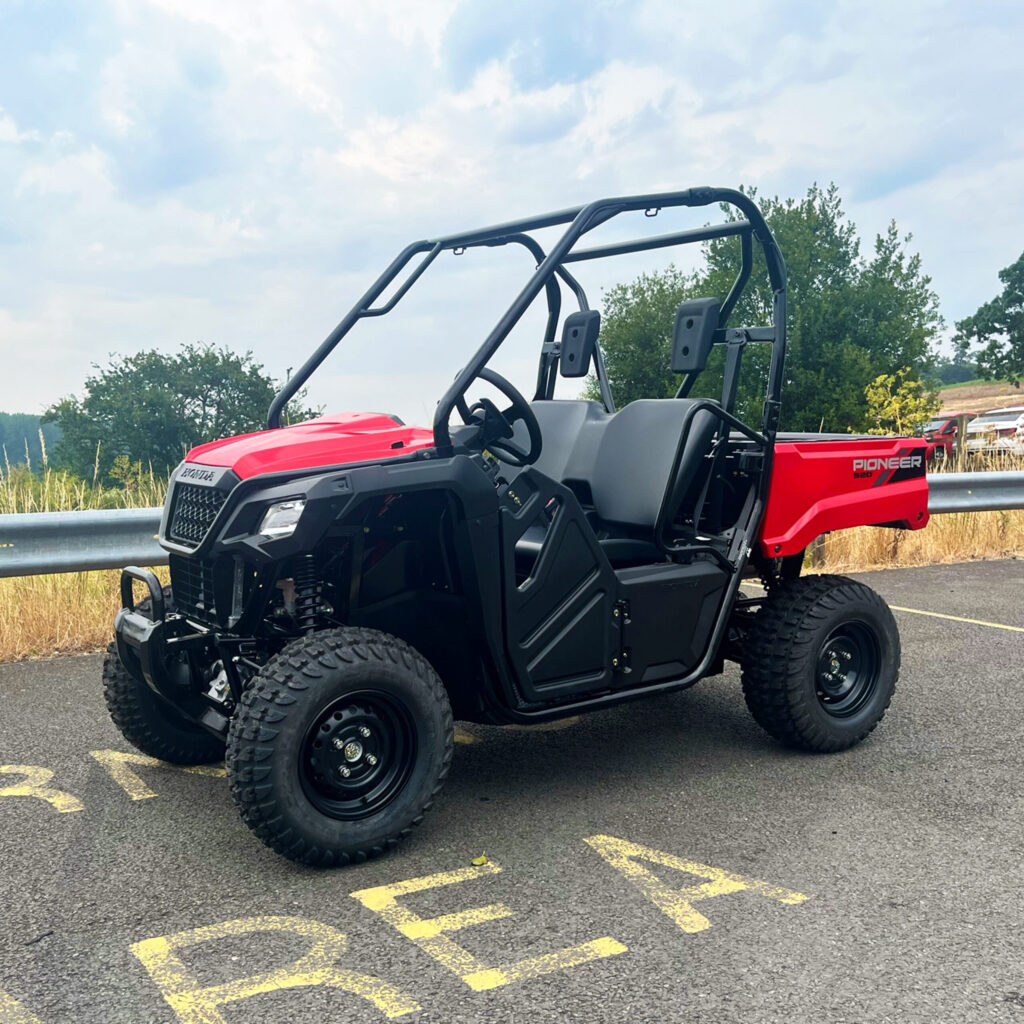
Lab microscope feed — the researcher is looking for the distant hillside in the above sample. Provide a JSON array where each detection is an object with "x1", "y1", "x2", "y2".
[
  {"x1": 0, "y1": 413, "x2": 62, "y2": 469},
  {"x1": 938, "y1": 380, "x2": 1022, "y2": 413}
]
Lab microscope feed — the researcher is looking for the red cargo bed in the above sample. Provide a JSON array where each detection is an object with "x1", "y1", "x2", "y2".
[{"x1": 759, "y1": 435, "x2": 929, "y2": 557}]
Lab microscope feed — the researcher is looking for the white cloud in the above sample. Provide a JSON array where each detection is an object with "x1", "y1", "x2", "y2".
[
  {"x1": 135, "y1": 0, "x2": 345, "y2": 120},
  {"x1": 0, "y1": 0, "x2": 1022, "y2": 421},
  {"x1": 0, "y1": 106, "x2": 39, "y2": 144},
  {"x1": 17, "y1": 146, "x2": 113, "y2": 197}
]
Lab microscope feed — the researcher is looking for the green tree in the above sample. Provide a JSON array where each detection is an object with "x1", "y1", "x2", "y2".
[
  {"x1": 43, "y1": 344, "x2": 316, "y2": 481},
  {"x1": 0, "y1": 412, "x2": 62, "y2": 470},
  {"x1": 930, "y1": 355, "x2": 978, "y2": 386},
  {"x1": 588, "y1": 184, "x2": 943, "y2": 432},
  {"x1": 953, "y1": 250, "x2": 1024, "y2": 383},
  {"x1": 864, "y1": 367, "x2": 940, "y2": 435}
]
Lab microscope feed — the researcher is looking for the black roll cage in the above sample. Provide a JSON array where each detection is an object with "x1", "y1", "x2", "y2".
[{"x1": 266, "y1": 185, "x2": 787, "y2": 448}]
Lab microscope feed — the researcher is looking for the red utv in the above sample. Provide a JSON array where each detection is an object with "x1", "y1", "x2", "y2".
[{"x1": 106, "y1": 187, "x2": 929, "y2": 865}]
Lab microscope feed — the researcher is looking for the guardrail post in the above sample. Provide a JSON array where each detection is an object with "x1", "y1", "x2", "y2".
[
  {"x1": 807, "y1": 534, "x2": 826, "y2": 567},
  {"x1": 954, "y1": 414, "x2": 970, "y2": 469}
]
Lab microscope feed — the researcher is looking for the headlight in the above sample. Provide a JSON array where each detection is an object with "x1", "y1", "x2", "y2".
[{"x1": 258, "y1": 499, "x2": 306, "y2": 539}]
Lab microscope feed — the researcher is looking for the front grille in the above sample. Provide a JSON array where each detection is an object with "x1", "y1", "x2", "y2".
[
  {"x1": 169, "y1": 553, "x2": 218, "y2": 621},
  {"x1": 168, "y1": 483, "x2": 226, "y2": 547},
  {"x1": 170, "y1": 553, "x2": 258, "y2": 627}
]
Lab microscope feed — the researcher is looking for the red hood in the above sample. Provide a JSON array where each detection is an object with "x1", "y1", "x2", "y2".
[{"x1": 185, "y1": 412, "x2": 435, "y2": 480}]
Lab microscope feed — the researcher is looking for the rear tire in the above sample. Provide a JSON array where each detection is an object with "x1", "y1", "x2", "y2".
[
  {"x1": 103, "y1": 590, "x2": 226, "y2": 765},
  {"x1": 740, "y1": 574, "x2": 899, "y2": 752},
  {"x1": 226, "y1": 627, "x2": 453, "y2": 867}
]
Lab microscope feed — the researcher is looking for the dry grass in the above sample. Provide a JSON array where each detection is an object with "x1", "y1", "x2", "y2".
[
  {"x1": 0, "y1": 459, "x2": 168, "y2": 662},
  {"x1": 819, "y1": 510, "x2": 1024, "y2": 573},
  {"x1": 0, "y1": 451, "x2": 1020, "y2": 662},
  {"x1": 0, "y1": 568, "x2": 168, "y2": 662},
  {"x1": 0, "y1": 461, "x2": 166, "y2": 514},
  {"x1": 938, "y1": 380, "x2": 1022, "y2": 413},
  {"x1": 819, "y1": 450, "x2": 1024, "y2": 572}
]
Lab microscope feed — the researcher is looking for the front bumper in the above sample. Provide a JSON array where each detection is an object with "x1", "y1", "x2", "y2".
[{"x1": 114, "y1": 566, "x2": 234, "y2": 737}]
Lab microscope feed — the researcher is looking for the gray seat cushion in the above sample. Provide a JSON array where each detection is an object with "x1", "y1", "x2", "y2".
[{"x1": 514, "y1": 522, "x2": 665, "y2": 573}]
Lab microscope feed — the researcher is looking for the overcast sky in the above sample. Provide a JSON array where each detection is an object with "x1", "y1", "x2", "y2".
[{"x1": 1, "y1": 0, "x2": 1022, "y2": 426}]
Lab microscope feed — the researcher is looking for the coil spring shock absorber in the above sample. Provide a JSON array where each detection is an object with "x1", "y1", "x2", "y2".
[{"x1": 293, "y1": 554, "x2": 322, "y2": 634}]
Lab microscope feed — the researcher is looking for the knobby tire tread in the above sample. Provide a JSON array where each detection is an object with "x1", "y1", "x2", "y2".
[
  {"x1": 226, "y1": 627, "x2": 453, "y2": 867},
  {"x1": 740, "y1": 574, "x2": 898, "y2": 753}
]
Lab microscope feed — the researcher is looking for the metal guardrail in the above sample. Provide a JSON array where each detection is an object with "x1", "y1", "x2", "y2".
[
  {"x1": 0, "y1": 471, "x2": 1022, "y2": 579},
  {"x1": 926, "y1": 471, "x2": 1024, "y2": 514},
  {"x1": 0, "y1": 507, "x2": 165, "y2": 579}
]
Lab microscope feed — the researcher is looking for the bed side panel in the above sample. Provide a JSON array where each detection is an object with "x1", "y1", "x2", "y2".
[{"x1": 760, "y1": 438, "x2": 929, "y2": 557}]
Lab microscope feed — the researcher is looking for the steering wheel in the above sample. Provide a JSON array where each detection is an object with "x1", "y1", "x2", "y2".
[{"x1": 454, "y1": 367, "x2": 543, "y2": 467}]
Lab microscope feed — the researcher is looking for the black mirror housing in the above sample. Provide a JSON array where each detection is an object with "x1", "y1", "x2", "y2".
[
  {"x1": 671, "y1": 298, "x2": 720, "y2": 374},
  {"x1": 560, "y1": 310, "x2": 601, "y2": 378}
]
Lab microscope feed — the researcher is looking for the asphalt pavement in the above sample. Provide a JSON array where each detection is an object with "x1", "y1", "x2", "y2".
[{"x1": 0, "y1": 560, "x2": 1021, "y2": 1024}]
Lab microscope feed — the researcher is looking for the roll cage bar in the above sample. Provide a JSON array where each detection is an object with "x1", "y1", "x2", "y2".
[{"x1": 267, "y1": 186, "x2": 787, "y2": 450}]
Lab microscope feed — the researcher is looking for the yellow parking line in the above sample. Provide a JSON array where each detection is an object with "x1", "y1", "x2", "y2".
[{"x1": 890, "y1": 606, "x2": 1024, "y2": 633}]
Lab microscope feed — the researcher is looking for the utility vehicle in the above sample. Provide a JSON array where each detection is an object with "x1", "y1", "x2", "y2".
[{"x1": 106, "y1": 187, "x2": 929, "y2": 866}]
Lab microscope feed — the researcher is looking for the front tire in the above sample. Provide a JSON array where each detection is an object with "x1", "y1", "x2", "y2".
[
  {"x1": 226, "y1": 627, "x2": 453, "y2": 867},
  {"x1": 740, "y1": 575, "x2": 899, "y2": 752}
]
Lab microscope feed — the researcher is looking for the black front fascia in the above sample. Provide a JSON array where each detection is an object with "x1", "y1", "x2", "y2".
[
  {"x1": 158, "y1": 454, "x2": 521, "y2": 716},
  {"x1": 114, "y1": 609, "x2": 232, "y2": 737},
  {"x1": 159, "y1": 448, "x2": 490, "y2": 559},
  {"x1": 181, "y1": 453, "x2": 499, "y2": 565}
]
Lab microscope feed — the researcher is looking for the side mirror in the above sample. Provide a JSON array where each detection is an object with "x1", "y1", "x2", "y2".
[
  {"x1": 671, "y1": 298, "x2": 720, "y2": 374},
  {"x1": 560, "y1": 310, "x2": 600, "y2": 378}
]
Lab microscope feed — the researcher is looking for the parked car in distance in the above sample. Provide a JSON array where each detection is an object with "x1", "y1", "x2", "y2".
[
  {"x1": 919, "y1": 410, "x2": 976, "y2": 460},
  {"x1": 963, "y1": 406, "x2": 1024, "y2": 455}
]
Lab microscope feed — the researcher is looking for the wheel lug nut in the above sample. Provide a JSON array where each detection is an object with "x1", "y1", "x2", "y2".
[
  {"x1": 359, "y1": 726, "x2": 371, "y2": 738},
  {"x1": 339, "y1": 766, "x2": 351, "y2": 778},
  {"x1": 842, "y1": 650, "x2": 852, "y2": 661},
  {"x1": 365, "y1": 754, "x2": 378, "y2": 766},
  {"x1": 332, "y1": 738, "x2": 344, "y2": 750}
]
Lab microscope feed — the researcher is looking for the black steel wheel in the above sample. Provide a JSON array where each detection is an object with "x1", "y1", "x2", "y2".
[
  {"x1": 740, "y1": 574, "x2": 899, "y2": 752},
  {"x1": 227, "y1": 627, "x2": 453, "y2": 867},
  {"x1": 300, "y1": 691, "x2": 417, "y2": 821},
  {"x1": 814, "y1": 621, "x2": 880, "y2": 718},
  {"x1": 103, "y1": 589, "x2": 225, "y2": 765}
]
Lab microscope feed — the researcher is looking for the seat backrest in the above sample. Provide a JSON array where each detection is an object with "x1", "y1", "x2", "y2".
[
  {"x1": 526, "y1": 400, "x2": 609, "y2": 482},
  {"x1": 587, "y1": 399, "x2": 719, "y2": 532},
  {"x1": 521, "y1": 397, "x2": 719, "y2": 535}
]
